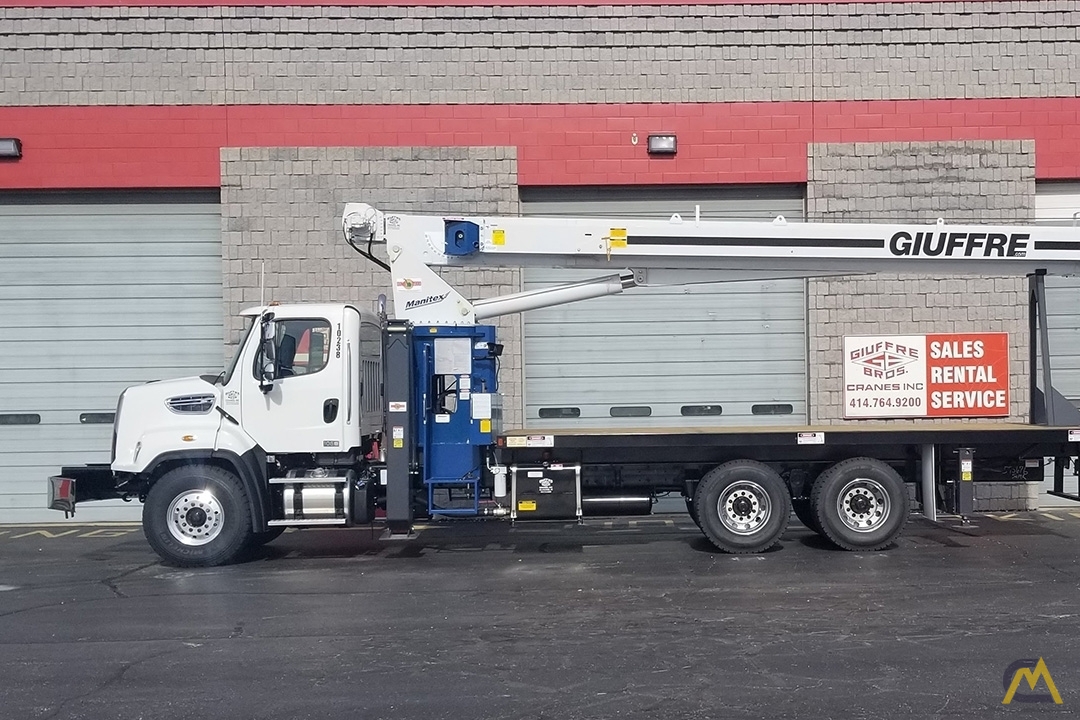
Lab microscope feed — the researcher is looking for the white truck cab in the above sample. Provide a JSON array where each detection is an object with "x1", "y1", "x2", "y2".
[{"x1": 113, "y1": 303, "x2": 383, "y2": 476}]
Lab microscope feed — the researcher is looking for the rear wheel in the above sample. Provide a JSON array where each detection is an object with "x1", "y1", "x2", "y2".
[
  {"x1": 811, "y1": 457, "x2": 909, "y2": 551},
  {"x1": 693, "y1": 460, "x2": 790, "y2": 554},
  {"x1": 143, "y1": 464, "x2": 254, "y2": 567}
]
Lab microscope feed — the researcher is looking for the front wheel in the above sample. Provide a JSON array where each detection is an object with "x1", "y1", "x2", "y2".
[
  {"x1": 693, "y1": 460, "x2": 790, "y2": 554},
  {"x1": 143, "y1": 464, "x2": 254, "y2": 567},
  {"x1": 811, "y1": 457, "x2": 909, "y2": 551}
]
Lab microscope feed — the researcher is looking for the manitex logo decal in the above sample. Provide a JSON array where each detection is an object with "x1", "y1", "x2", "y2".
[
  {"x1": 849, "y1": 339, "x2": 920, "y2": 380},
  {"x1": 1002, "y1": 658, "x2": 1063, "y2": 704},
  {"x1": 404, "y1": 292, "x2": 450, "y2": 310}
]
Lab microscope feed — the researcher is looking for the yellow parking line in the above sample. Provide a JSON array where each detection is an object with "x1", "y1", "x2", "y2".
[
  {"x1": 1040, "y1": 513, "x2": 1065, "y2": 521},
  {"x1": 78, "y1": 528, "x2": 138, "y2": 538},
  {"x1": 10, "y1": 529, "x2": 81, "y2": 539}
]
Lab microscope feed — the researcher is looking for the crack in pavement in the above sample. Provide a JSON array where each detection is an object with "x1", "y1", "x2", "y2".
[
  {"x1": 38, "y1": 647, "x2": 181, "y2": 720},
  {"x1": 99, "y1": 561, "x2": 157, "y2": 599}
]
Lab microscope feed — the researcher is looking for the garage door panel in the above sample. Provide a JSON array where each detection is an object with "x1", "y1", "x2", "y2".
[
  {"x1": 1035, "y1": 187, "x2": 1080, "y2": 505},
  {"x1": 1, "y1": 206, "x2": 218, "y2": 231},
  {"x1": 0, "y1": 198, "x2": 222, "y2": 524},
  {"x1": 526, "y1": 359, "x2": 806, "y2": 380},
  {"x1": 528, "y1": 373, "x2": 802, "y2": 399},
  {"x1": 527, "y1": 321, "x2": 807, "y2": 343},
  {"x1": 1, "y1": 366, "x2": 214, "y2": 385},
  {"x1": 0, "y1": 284, "x2": 222, "y2": 302},
  {"x1": 527, "y1": 303, "x2": 803, "y2": 324},
  {"x1": 1, "y1": 256, "x2": 220, "y2": 283},
  {"x1": 0, "y1": 325, "x2": 223, "y2": 343},
  {"x1": 0, "y1": 299, "x2": 220, "y2": 324},
  {"x1": 1, "y1": 382, "x2": 134, "y2": 407},
  {"x1": 524, "y1": 334, "x2": 806, "y2": 361},
  {"x1": 0, "y1": 445, "x2": 111, "y2": 462},
  {"x1": 0, "y1": 240, "x2": 220, "y2": 257},
  {"x1": 526, "y1": 404, "x2": 806, "y2": 427},
  {"x1": 522, "y1": 187, "x2": 806, "y2": 429},
  {"x1": 0, "y1": 341, "x2": 222, "y2": 369}
]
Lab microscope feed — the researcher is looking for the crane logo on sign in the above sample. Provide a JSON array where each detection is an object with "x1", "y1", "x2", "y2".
[
  {"x1": 849, "y1": 340, "x2": 920, "y2": 379},
  {"x1": 843, "y1": 333, "x2": 1009, "y2": 418}
]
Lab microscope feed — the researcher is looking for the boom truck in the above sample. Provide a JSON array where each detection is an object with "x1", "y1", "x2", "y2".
[{"x1": 48, "y1": 203, "x2": 1080, "y2": 566}]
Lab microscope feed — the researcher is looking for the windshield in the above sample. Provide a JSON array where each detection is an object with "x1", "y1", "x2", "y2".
[{"x1": 220, "y1": 318, "x2": 256, "y2": 385}]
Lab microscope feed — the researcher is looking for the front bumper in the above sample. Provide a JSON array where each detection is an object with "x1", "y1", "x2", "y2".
[{"x1": 48, "y1": 465, "x2": 121, "y2": 516}]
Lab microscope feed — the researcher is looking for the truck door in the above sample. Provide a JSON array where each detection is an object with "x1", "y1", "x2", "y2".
[{"x1": 239, "y1": 314, "x2": 347, "y2": 453}]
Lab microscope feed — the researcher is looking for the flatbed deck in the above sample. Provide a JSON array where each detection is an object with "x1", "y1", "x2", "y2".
[{"x1": 498, "y1": 422, "x2": 1080, "y2": 471}]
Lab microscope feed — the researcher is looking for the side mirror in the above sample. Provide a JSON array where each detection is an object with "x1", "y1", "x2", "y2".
[{"x1": 257, "y1": 313, "x2": 277, "y2": 393}]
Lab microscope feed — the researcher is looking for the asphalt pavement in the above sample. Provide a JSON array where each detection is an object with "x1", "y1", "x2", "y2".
[{"x1": 2, "y1": 511, "x2": 1080, "y2": 720}]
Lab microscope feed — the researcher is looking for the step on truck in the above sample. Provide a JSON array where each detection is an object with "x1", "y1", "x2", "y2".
[{"x1": 48, "y1": 203, "x2": 1080, "y2": 565}]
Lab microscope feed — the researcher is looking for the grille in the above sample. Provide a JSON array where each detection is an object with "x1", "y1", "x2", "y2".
[{"x1": 165, "y1": 394, "x2": 216, "y2": 414}]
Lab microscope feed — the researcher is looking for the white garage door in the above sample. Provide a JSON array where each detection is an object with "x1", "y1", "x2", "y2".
[
  {"x1": 520, "y1": 186, "x2": 806, "y2": 428},
  {"x1": 0, "y1": 194, "x2": 223, "y2": 524},
  {"x1": 1035, "y1": 183, "x2": 1080, "y2": 505}
]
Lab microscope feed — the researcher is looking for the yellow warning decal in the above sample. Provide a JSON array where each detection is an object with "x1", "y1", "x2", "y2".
[
  {"x1": 608, "y1": 227, "x2": 628, "y2": 248},
  {"x1": 393, "y1": 439, "x2": 404, "y2": 448},
  {"x1": 480, "y1": 419, "x2": 491, "y2": 433},
  {"x1": 492, "y1": 229, "x2": 506, "y2": 246},
  {"x1": 518, "y1": 500, "x2": 537, "y2": 511}
]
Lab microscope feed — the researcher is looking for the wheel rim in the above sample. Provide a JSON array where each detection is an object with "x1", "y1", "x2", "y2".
[
  {"x1": 716, "y1": 481, "x2": 772, "y2": 535},
  {"x1": 836, "y1": 478, "x2": 891, "y2": 533},
  {"x1": 167, "y1": 490, "x2": 225, "y2": 546}
]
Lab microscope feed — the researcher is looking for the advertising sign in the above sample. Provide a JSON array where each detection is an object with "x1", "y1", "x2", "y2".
[{"x1": 843, "y1": 333, "x2": 1010, "y2": 418}]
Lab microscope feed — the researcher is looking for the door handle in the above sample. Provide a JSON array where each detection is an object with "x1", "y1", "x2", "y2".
[{"x1": 323, "y1": 399, "x2": 339, "y2": 423}]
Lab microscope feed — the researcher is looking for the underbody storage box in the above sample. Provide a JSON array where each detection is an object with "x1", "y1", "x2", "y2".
[{"x1": 510, "y1": 464, "x2": 581, "y2": 521}]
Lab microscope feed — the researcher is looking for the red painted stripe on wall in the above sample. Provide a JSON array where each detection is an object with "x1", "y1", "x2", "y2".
[
  {"x1": 0, "y1": 1, "x2": 987, "y2": 8},
  {"x1": 1, "y1": 99, "x2": 1077, "y2": 190}
]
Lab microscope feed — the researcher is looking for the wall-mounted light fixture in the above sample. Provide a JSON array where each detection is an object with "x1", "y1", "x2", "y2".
[
  {"x1": 647, "y1": 134, "x2": 677, "y2": 156},
  {"x1": 0, "y1": 138, "x2": 22, "y2": 159}
]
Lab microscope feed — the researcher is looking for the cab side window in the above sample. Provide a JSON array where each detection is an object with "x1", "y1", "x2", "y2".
[{"x1": 253, "y1": 319, "x2": 332, "y2": 380}]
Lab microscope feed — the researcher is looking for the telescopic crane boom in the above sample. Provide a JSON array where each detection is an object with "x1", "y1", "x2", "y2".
[{"x1": 342, "y1": 202, "x2": 1080, "y2": 325}]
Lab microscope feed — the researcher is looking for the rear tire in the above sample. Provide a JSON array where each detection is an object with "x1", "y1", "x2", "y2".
[
  {"x1": 143, "y1": 464, "x2": 254, "y2": 567},
  {"x1": 693, "y1": 460, "x2": 790, "y2": 554},
  {"x1": 811, "y1": 457, "x2": 908, "y2": 551}
]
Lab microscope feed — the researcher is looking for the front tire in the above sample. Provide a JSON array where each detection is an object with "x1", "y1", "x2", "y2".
[
  {"x1": 143, "y1": 464, "x2": 254, "y2": 567},
  {"x1": 811, "y1": 457, "x2": 909, "y2": 551},
  {"x1": 693, "y1": 460, "x2": 790, "y2": 554}
]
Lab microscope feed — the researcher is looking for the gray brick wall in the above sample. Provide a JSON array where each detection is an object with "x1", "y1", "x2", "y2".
[
  {"x1": 974, "y1": 481, "x2": 1041, "y2": 512},
  {"x1": 219, "y1": 146, "x2": 525, "y2": 427},
  {"x1": 806, "y1": 140, "x2": 1036, "y2": 425},
  {"x1": 3, "y1": 2, "x2": 1077, "y2": 106}
]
